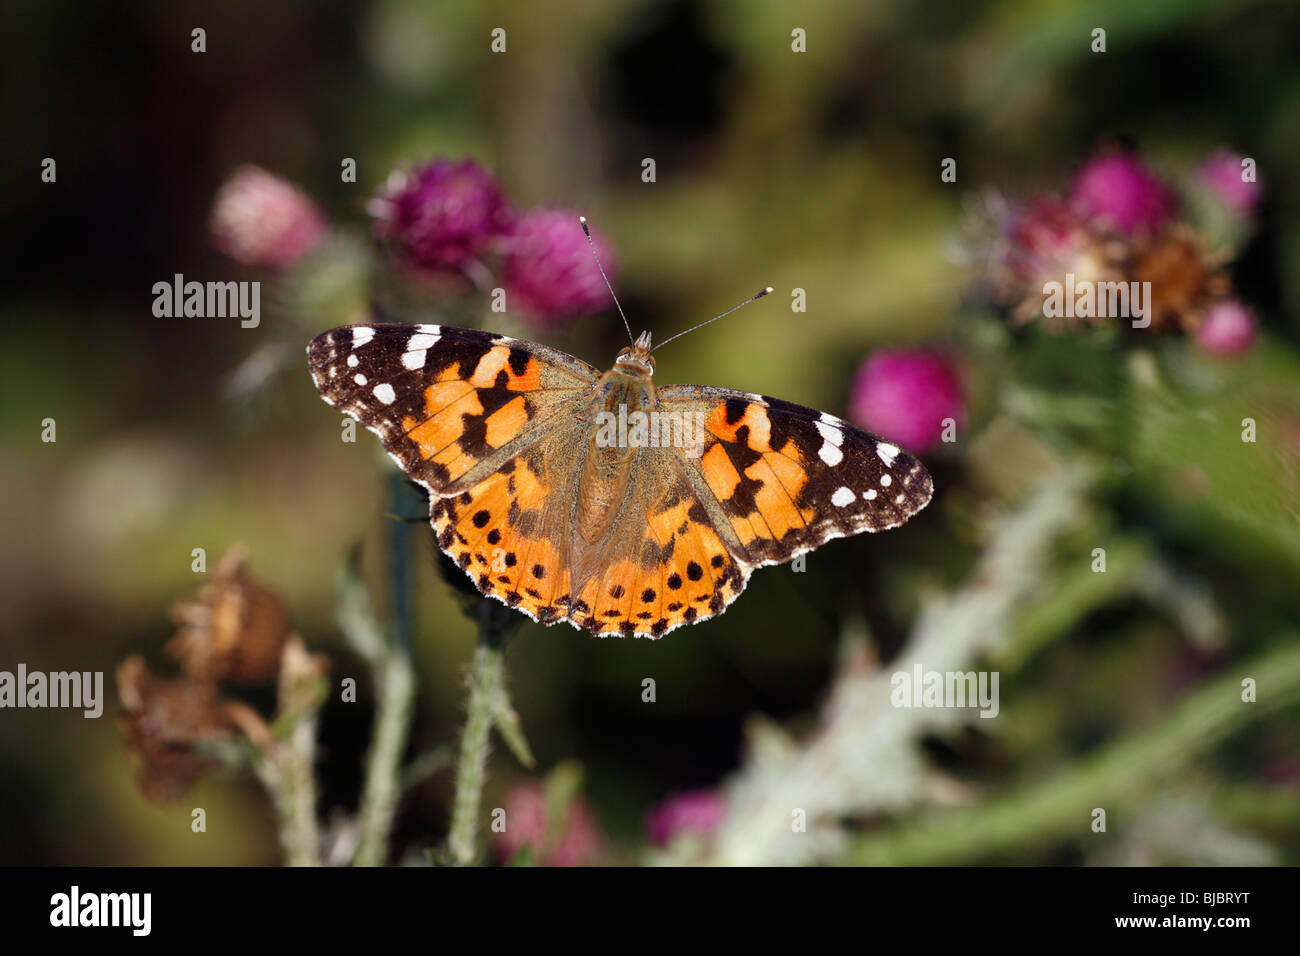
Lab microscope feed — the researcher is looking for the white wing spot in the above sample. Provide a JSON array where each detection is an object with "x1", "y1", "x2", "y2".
[
  {"x1": 831, "y1": 486, "x2": 855, "y2": 508},
  {"x1": 895, "y1": 494, "x2": 905, "y2": 505},
  {"x1": 402, "y1": 330, "x2": 441, "y2": 370},
  {"x1": 816, "y1": 421, "x2": 844, "y2": 466},
  {"x1": 407, "y1": 331, "x2": 441, "y2": 351},
  {"x1": 347, "y1": 354, "x2": 359, "y2": 367},
  {"x1": 877, "y1": 442, "x2": 900, "y2": 467},
  {"x1": 864, "y1": 488, "x2": 877, "y2": 500},
  {"x1": 373, "y1": 383, "x2": 396, "y2": 405},
  {"x1": 880, "y1": 473, "x2": 892, "y2": 487},
  {"x1": 352, "y1": 327, "x2": 375, "y2": 348},
  {"x1": 354, "y1": 373, "x2": 368, "y2": 386},
  {"x1": 815, "y1": 421, "x2": 844, "y2": 446}
]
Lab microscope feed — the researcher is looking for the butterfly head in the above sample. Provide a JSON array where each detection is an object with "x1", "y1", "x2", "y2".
[{"x1": 614, "y1": 331, "x2": 655, "y2": 376}]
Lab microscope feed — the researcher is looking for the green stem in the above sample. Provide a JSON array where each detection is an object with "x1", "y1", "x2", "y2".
[
  {"x1": 448, "y1": 600, "x2": 511, "y2": 865},
  {"x1": 849, "y1": 639, "x2": 1300, "y2": 865},
  {"x1": 284, "y1": 716, "x2": 323, "y2": 866},
  {"x1": 353, "y1": 475, "x2": 420, "y2": 866},
  {"x1": 253, "y1": 714, "x2": 322, "y2": 867},
  {"x1": 353, "y1": 649, "x2": 416, "y2": 865}
]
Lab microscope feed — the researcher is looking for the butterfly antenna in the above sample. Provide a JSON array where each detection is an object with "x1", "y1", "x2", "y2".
[
  {"x1": 652, "y1": 286, "x2": 773, "y2": 353},
  {"x1": 580, "y1": 216, "x2": 634, "y2": 344}
]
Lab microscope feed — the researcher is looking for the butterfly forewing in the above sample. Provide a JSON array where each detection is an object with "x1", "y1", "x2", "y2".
[
  {"x1": 307, "y1": 323, "x2": 595, "y2": 493},
  {"x1": 659, "y1": 387, "x2": 933, "y2": 568}
]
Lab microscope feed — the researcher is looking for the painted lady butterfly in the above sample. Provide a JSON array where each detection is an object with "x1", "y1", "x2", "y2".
[{"x1": 307, "y1": 315, "x2": 933, "y2": 638}]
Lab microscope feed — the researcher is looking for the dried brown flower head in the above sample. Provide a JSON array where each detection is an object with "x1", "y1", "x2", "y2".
[
  {"x1": 167, "y1": 545, "x2": 290, "y2": 683},
  {"x1": 1128, "y1": 227, "x2": 1231, "y2": 334},
  {"x1": 117, "y1": 656, "x2": 233, "y2": 802}
]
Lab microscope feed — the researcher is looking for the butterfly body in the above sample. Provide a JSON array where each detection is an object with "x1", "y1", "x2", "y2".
[
  {"x1": 573, "y1": 333, "x2": 659, "y2": 551},
  {"x1": 308, "y1": 323, "x2": 932, "y2": 638}
]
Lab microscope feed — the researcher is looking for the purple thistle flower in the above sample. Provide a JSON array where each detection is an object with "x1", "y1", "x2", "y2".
[
  {"x1": 849, "y1": 350, "x2": 964, "y2": 454},
  {"x1": 979, "y1": 194, "x2": 1123, "y2": 326},
  {"x1": 501, "y1": 208, "x2": 616, "y2": 325},
  {"x1": 369, "y1": 158, "x2": 513, "y2": 272},
  {"x1": 210, "y1": 165, "x2": 327, "y2": 270},
  {"x1": 1195, "y1": 299, "x2": 1256, "y2": 357},
  {"x1": 1069, "y1": 152, "x2": 1174, "y2": 235},
  {"x1": 1198, "y1": 150, "x2": 1263, "y2": 216},
  {"x1": 645, "y1": 788, "x2": 727, "y2": 847},
  {"x1": 1001, "y1": 196, "x2": 1090, "y2": 283}
]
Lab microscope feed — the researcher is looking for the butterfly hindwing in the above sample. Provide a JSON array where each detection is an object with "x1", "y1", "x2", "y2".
[
  {"x1": 577, "y1": 463, "x2": 750, "y2": 637},
  {"x1": 430, "y1": 455, "x2": 574, "y2": 624}
]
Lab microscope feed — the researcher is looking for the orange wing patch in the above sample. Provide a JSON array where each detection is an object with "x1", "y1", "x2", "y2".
[
  {"x1": 484, "y1": 395, "x2": 530, "y2": 448},
  {"x1": 700, "y1": 443, "x2": 742, "y2": 500},
  {"x1": 399, "y1": 351, "x2": 547, "y2": 485},
  {"x1": 742, "y1": 452, "x2": 816, "y2": 539},
  {"x1": 707, "y1": 400, "x2": 770, "y2": 446},
  {"x1": 402, "y1": 386, "x2": 485, "y2": 483},
  {"x1": 468, "y1": 344, "x2": 541, "y2": 391},
  {"x1": 699, "y1": 400, "x2": 820, "y2": 559}
]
